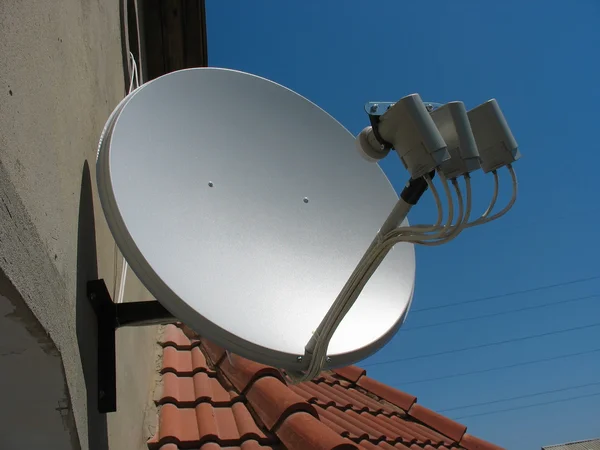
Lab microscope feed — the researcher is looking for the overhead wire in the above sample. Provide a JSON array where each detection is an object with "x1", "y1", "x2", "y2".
[
  {"x1": 450, "y1": 391, "x2": 600, "y2": 420},
  {"x1": 438, "y1": 380, "x2": 600, "y2": 413},
  {"x1": 395, "y1": 347, "x2": 600, "y2": 386},
  {"x1": 411, "y1": 274, "x2": 600, "y2": 313},
  {"x1": 401, "y1": 293, "x2": 600, "y2": 331},
  {"x1": 363, "y1": 321, "x2": 600, "y2": 366}
]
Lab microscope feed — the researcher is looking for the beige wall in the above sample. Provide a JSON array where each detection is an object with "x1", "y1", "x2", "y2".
[{"x1": 0, "y1": 1, "x2": 159, "y2": 449}]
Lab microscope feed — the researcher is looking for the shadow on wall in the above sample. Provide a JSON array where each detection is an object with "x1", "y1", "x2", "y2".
[{"x1": 75, "y1": 161, "x2": 109, "y2": 450}]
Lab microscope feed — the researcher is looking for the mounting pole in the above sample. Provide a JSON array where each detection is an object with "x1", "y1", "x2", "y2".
[{"x1": 87, "y1": 279, "x2": 177, "y2": 413}]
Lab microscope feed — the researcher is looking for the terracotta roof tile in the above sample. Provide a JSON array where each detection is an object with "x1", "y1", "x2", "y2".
[
  {"x1": 149, "y1": 402, "x2": 271, "y2": 447},
  {"x1": 407, "y1": 404, "x2": 466, "y2": 443},
  {"x1": 162, "y1": 324, "x2": 200, "y2": 349},
  {"x1": 388, "y1": 415, "x2": 454, "y2": 445},
  {"x1": 360, "y1": 411, "x2": 420, "y2": 444},
  {"x1": 333, "y1": 366, "x2": 366, "y2": 383},
  {"x1": 158, "y1": 372, "x2": 239, "y2": 406},
  {"x1": 200, "y1": 338, "x2": 227, "y2": 365},
  {"x1": 358, "y1": 441, "x2": 398, "y2": 450},
  {"x1": 277, "y1": 411, "x2": 358, "y2": 450},
  {"x1": 325, "y1": 407, "x2": 387, "y2": 441},
  {"x1": 460, "y1": 433, "x2": 505, "y2": 450},
  {"x1": 220, "y1": 352, "x2": 285, "y2": 394},
  {"x1": 314, "y1": 405, "x2": 370, "y2": 441},
  {"x1": 331, "y1": 384, "x2": 391, "y2": 415},
  {"x1": 298, "y1": 380, "x2": 355, "y2": 410},
  {"x1": 357, "y1": 376, "x2": 417, "y2": 411},
  {"x1": 246, "y1": 375, "x2": 318, "y2": 430},
  {"x1": 316, "y1": 372, "x2": 345, "y2": 386},
  {"x1": 149, "y1": 325, "x2": 504, "y2": 450},
  {"x1": 162, "y1": 346, "x2": 214, "y2": 376},
  {"x1": 158, "y1": 442, "x2": 281, "y2": 450}
]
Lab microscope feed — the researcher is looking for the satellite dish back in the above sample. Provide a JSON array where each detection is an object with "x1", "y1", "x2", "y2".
[{"x1": 97, "y1": 68, "x2": 415, "y2": 370}]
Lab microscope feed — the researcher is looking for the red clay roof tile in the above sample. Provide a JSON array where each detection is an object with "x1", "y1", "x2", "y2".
[
  {"x1": 239, "y1": 440, "x2": 280, "y2": 450},
  {"x1": 331, "y1": 385, "x2": 389, "y2": 415},
  {"x1": 194, "y1": 372, "x2": 239, "y2": 404},
  {"x1": 388, "y1": 415, "x2": 453, "y2": 446},
  {"x1": 149, "y1": 325, "x2": 504, "y2": 450},
  {"x1": 314, "y1": 406, "x2": 353, "y2": 438},
  {"x1": 460, "y1": 433, "x2": 505, "y2": 450},
  {"x1": 276, "y1": 411, "x2": 358, "y2": 450},
  {"x1": 220, "y1": 352, "x2": 285, "y2": 394},
  {"x1": 358, "y1": 441, "x2": 398, "y2": 450},
  {"x1": 359, "y1": 411, "x2": 419, "y2": 444},
  {"x1": 162, "y1": 325, "x2": 199, "y2": 349},
  {"x1": 158, "y1": 371, "x2": 239, "y2": 406},
  {"x1": 324, "y1": 407, "x2": 386, "y2": 441},
  {"x1": 316, "y1": 372, "x2": 345, "y2": 386},
  {"x1": 302, "y1": 380, "x2": 355, "y2": 409},
  {"x1": 150, "y1": 402, "x2": 271, "y2": 448},
  {"x1": 162, "y1": 346, "x2": 195, "y2": 375},
  {"x1": 288, "y1": 383, "x2": 319, "y2": 404},
  {"x1": 191, "y1": 346, "x2": 212, "y2": 371},
  {"x1": 162, "y1": 346, "x2": 215, "y2": 376},
  {"x1": 407, "y1": 404, "x2": 467, "y2": 443},
  {"x1": 332, "y1": 366, "x2": 366, "y2": 383},
  {"x1": 314, "y1": 405, "x2": 370, "y2": 441},
  {"x1": 200, "y1": 338, "x2": 227, "y2": 365},
  {"x1": 357, "y1": 376, "x2": 417, "y2": 411},
  {"x1": 191, "y1": 442, "x2": 280, "y2": 450},
  {"x1": 154, "y1": 403, "x2": 199, "y2": 443},
  {"x1": 246, "y1": 375, "x2": 318, "y2": 430},
  {"x1": 159, "y1": 372, "x2": 194, "y2": 405}
]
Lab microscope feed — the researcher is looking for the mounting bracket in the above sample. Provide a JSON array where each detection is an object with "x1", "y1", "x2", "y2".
[{"x1": 87, "y1": 279, "x2": 177, "y2": 413}]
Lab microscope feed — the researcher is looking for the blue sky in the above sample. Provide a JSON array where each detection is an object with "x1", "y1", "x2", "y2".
[{"x1": 206, "y1": 2, "x2": 600, "y2": 448}]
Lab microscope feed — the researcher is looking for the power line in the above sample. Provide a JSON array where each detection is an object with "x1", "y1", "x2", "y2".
[
  {"x1": 395, "y1": 348, "x2": 600, "y2": 386},
  {"x1": 411, "y1": 274, "x2": 600, "y2": 313},
  {"x1": 402, "y1": 294, "x2": 599, "y2": 331},
  {"x1": 451, "y1": 391, "x2": 600, "y2": 420},
  {"x1": 439, "y1": 380, "x2": 600, "y2": 413},
  {"x1": 364, "y1": 322, "x2": 600, "y2": 367}
]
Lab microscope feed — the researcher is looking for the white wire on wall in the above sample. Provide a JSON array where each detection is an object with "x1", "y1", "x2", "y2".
[{"x1": 115, "y1": 52, "x2": 141, "y2": 304}]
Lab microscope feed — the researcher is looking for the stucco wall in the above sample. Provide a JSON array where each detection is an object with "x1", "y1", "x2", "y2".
[{"x1": 0, "y1": 1, "x2": 159, "y2": 449}]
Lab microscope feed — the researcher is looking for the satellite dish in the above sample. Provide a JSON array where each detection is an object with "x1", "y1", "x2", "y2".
[{"x1": 97, "y1": 68, "x2": 415, "y2": 370}]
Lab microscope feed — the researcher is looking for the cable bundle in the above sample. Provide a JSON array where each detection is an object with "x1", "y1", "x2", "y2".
[{"x1": 287, "y1": 165, "x2": 518, "y2": 383}]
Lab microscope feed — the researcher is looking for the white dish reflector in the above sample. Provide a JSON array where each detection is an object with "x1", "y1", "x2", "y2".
[{"x1": 97, "y1": 68, "x2": 415, "y2": 369}]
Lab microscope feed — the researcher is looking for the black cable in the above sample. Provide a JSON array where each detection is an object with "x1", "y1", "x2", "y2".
[
  {"x1": 364, "y1": 322, "x2": 600, "y2": 367},
  {"x1": 451, "y1": 391, "x2": 600, "y2": 420},
  {"x1": 394, "y1": 348, "x2": 600, "y2": 386},
  {"x1": 439, "y1": 380, "x2": 600, "y2": 413},
  {"x1": 401, "y1": 294, "x2": 599, "y2": 331},
  {"x1": 411, "y1": 274, "x2": 600, "y2": 313}
]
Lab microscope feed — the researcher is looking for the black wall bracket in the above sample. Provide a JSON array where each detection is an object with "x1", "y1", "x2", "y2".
[{"x1": 87, "y1": 279, "x2": 178, "y2": 413}]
